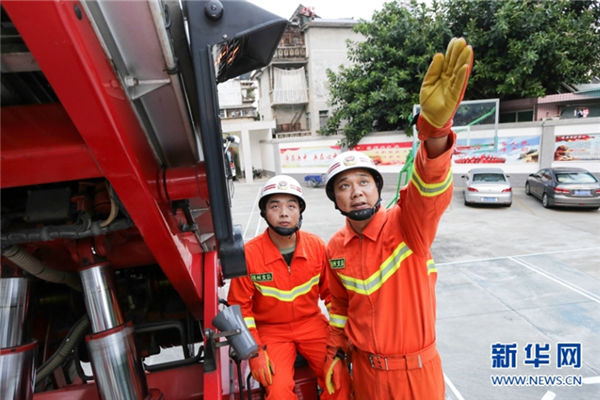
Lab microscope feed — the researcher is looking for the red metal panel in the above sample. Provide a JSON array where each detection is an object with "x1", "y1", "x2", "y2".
[
  {"x1": 203, "y1": 250, "x2": 223, "y2": 399},
  {"x1": 33, "y1": 364, "x2": 206, "y2": 400},
  {"x1": 162, "y1": 164, "x2": 209, "y2": 202},
  {"x1": 146, "y1": 364, "x2": 205, "y2": 399},
  {"x1": 30, "y1": 363, "x2": 318, "y2": 400},
  {"x1": 33, "y1": 383, "x2": 99, "y2": 400},
  {"x1": 3, "y1": 1, "x2": 205, "y2": 317},
  {"x1": 0, "y1": 104, "x2": 101, "y2": 188}
]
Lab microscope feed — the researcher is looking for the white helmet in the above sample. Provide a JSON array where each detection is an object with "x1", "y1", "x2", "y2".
[
  {"x1": 259, "y1": 175, "x2": 306, "y2": 213},
  {"x1": 325, "y1": 151, "x2": 383, "y2": 202}
]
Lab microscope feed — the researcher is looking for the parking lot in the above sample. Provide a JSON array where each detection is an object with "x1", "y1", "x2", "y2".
[{"x1": 230, "y1": 174, "x2": 600, "y2": 400}]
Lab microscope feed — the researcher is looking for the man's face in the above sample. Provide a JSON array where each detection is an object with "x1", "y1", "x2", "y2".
[
  {"x1": 332, "y1": 168, "x2": 379, "y2": 213},
  {"x1": 264, "y1": 194, "x2": 301, "y2": 228}
]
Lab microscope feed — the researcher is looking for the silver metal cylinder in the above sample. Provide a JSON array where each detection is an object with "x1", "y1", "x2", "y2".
[
  {"x1": 0, "y1": 278, "x2": 30, "y2": 348},
  {"x1": 86, "y1": 324, "x2": 147, "y2": 400},
  {"x1": 0, "y1": 340, "x2": 37, "y2": 400},
  {"x1": 79, "y1": 263, "x2": 124, "y2": 333}
]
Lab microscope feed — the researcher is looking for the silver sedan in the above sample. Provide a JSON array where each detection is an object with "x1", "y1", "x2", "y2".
[
  {"x1": 462, "y1": 168, "x2": 512, "y2": 206},
  {"x1": 525, "y1": 167, "x2": 600, "y2": 209}
]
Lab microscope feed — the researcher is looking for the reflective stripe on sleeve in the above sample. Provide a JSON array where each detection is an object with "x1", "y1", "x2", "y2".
[
  {"x1": 337, "y1": 242, "x2": 413, "y2": 295},
  {"x1": 427, "y1": 259, "x2": 437, "y2": 275},
  {"x1": 329, "y1": 313, "x2": 348, "y2": 329},
  {"x1": 411, "y1": 168, "x2": 453, "y2": 197},
  {"x1": 253, "y1": 274, "x2": 320, "y2": 302},
  {"x1": 244, "y1": 316, "x2": 256, "y2": 329}
]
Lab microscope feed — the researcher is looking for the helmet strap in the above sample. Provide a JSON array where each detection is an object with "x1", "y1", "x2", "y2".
[
  {"x1": 337, "y1": 198, "x2": 381, "y2": 221},
  {"x1": 264, "y1": 215, "x2": 303, "y2": 237}
]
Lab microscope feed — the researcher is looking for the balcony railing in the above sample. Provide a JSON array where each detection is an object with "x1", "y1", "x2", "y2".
[
  {"x1": 220, "y1": 108, "x2": 257, "y2": 119},
  {"x1": 270, "y1": 90, "x2": 308, "y2": 105},
  {"x1": 272, "y1": 45, "x2": 306, "y2": 60},
  {"x1": 274, "y1": 130, "x2": 312, "y2": 139}
]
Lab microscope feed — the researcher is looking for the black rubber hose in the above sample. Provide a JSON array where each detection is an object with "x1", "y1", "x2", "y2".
[
  {"x1": 236, "y1": 356, "x2": 245, "y2": 400},
  {"x1": 1, "y1": 218, "x2": 133, "y2": 246},
  {"x1": 35, "y1": 315, "x2": 90, "y2": 384}
]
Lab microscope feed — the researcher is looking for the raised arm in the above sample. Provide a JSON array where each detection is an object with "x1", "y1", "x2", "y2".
[{"x1": 399, "y1": 38, "x2": 474, "y2": 254}]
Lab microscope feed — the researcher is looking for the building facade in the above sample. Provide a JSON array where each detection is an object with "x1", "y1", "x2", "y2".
[
  {"x1": 253, "y1": 6, "x2": 363, "y2": 138},
  {"x1": 500, "y1": 83, "x2": 600, "y2": 122}
]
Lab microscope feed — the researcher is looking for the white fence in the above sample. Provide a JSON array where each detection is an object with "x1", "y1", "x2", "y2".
[{"x1": 269, "y1": 117, "x2": 600, "y2": 176}]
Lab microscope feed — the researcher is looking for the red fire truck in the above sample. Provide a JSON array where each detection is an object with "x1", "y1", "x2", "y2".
[{"x1": 1, "y1": 1, "x2": 319, "y2": 398}]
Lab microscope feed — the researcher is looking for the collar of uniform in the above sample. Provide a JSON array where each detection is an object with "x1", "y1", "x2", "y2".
[
  {"x1": 261, "y1": 229, "x2": 307, "y2": 265},
  {"x1": 342, "y1": 206, "x2": 386, "y2": 246}
]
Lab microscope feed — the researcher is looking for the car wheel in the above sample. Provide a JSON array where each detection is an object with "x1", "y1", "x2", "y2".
[
  {"x1": 542, "y1": 193, "x2": 550, "y2": 208},
  {"x1": 525, "y1": 182, "x2": 531, "y2": 195}
]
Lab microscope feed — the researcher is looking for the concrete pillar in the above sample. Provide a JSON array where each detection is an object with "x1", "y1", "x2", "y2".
[
  {"x1": 241, "y1": 128, "x2": 252, "y2": 183},
  {"x1": 273, "y1": 129, "x2": 282, "y2": 175},
  {"x1": 539, "y1": 122, "x2": 555, "y2": 169}
]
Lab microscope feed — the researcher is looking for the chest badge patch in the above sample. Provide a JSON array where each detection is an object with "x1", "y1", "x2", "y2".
[
  {"x1": 329, "y1": 258, "x2": 345, "y2": 269},
  {"x1": 250, "y1": 272, "x2": 273, "y2": 282}
]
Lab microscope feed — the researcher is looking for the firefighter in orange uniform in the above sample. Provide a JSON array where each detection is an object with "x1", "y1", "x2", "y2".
[
  {"x1": 228, "y1": 175, "x2": 345, "y2": 399},
  {"x1": 323, "y1": 38, "x2": 474, "y2": 399}
]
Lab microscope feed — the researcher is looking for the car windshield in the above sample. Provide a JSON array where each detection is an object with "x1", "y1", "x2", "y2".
[
  {"x1": 555, "y1": 172, "x2": 598, "y2": 184},
  {"x1": 472, "y1": 173, "x2": 506, "y2": 183}
]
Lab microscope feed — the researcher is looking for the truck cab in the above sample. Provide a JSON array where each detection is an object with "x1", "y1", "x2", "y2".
[{"x1": 0, "y1": 2, "x2": 317, "y2": 399}]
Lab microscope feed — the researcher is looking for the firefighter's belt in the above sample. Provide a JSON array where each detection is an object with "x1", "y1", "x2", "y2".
[{"x1": 356, "y1": 342, "x2": 438, "y2": 371}]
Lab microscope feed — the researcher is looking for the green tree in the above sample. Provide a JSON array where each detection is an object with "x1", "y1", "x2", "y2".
[
  {"x1": 446, "y1": 0, "x2": 600, "y2": 100},
  {"x1": 325, "y1": 0, "x2": 600, "y2": 146}
]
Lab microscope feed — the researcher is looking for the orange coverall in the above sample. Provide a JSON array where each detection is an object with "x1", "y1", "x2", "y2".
[
  {"x1": 228, "y1": 229, "x2": 332, "y2": 400},
  {"x1": 326, "y1": 134, "x2": 456, "y2": 399}
]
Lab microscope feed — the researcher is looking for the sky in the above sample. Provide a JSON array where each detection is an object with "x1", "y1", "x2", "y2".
[{"x1": 248, "y1": 0, "x2": 391, "y2": 21}]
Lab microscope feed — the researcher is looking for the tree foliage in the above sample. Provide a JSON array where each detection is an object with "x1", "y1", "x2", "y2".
[
  {"x1": 446, "y1": 0, "x2": 600, "y2": 100},
  {"x1": 324, "y1": 0, "x2": 600, "y2": 146}
]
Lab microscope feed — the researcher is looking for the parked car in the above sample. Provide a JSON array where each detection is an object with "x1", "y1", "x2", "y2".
[
  {"x1": 525, "y1": 167, "x2": 600, "y2": 209},
  {"x1": 462, "y1": 168, "x2": 512, "y2": 206},
  {"x1": 304, "y1": 174, "x2": 326, "y2": 187}
]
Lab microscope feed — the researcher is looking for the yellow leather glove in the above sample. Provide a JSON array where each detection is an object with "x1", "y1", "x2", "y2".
[
  {"x1": 249, "y1": 346, "x2": 274, "y2": 387},
  {"x1": 417, "y1": 37, "x2": 474, "y2": 140},
  {"x1": 324, "y1": 350, "x2": 351, "y2": 398}
]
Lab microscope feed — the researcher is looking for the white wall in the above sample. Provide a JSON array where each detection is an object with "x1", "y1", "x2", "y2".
[
  {"x1": 249, "y1": 130, "x2": 272, "y2": 170},
  {"x1": 255, "y1": 70, "x2": 273, "y2": 121},
  {"x1": 217, "y1": 79, "x2": 242, "y2": 107},
  {"x1": 221, "y1": 120, "x2": 275, "y2": 182},
  {"x1": 304, "y1": 22, "x2": 364, "y2": 135},
  {"x1": 264, "y1": 118, "x2": 600, "y2": 175},
  {"x1": 220, "y1": 118, "x2": 600, "y2": 182},
  {"x1": 259, "y1": 140, "x2": 277, "y2": 173}
]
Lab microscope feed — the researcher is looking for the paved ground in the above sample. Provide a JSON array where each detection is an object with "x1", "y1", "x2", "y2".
[{"x1": 230, "y1": 175, "x2": 600, "y2": 400}]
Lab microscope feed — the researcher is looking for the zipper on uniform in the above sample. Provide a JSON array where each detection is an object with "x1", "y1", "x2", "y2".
[
  {"x1": 361, "y1": 234, "x2": 380, "y2": 353},
  {"x1": 289, "y1": 258, "x2": 294, "y2": 321}
]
